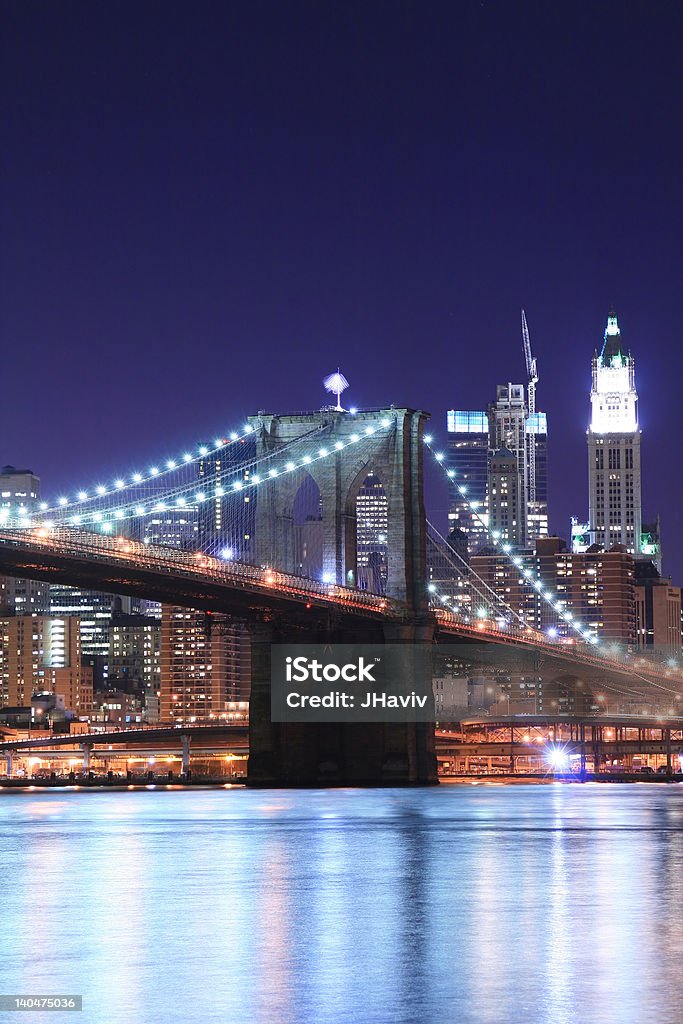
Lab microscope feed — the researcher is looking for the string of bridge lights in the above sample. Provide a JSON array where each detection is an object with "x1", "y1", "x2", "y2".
[
  {"x1": 21, "y1": 419, "x2": 395, "y2": 533},
  {"x1": 421, "y1": 432, "x2": 602, "y2": 649},
  {"x1": 38, "y1": 423, "x2": 259, "y2": 516}
]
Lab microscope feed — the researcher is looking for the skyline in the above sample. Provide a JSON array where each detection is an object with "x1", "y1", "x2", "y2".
[{"x1": 2, "y1": 3, "x2": 682, "y2": 578}]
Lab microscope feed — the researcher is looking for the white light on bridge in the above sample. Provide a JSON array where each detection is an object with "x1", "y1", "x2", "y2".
[
  {"x1": 221, "y1": 547, "x2": 233, "y2": 560},
  {"x1": 78, "y1": 491, "x2": 88, "y2": 501},
  {"x1": 424, "y1": 434, "x2": 433, "y2": 444},
  {"x1": 58, "y1": 497, "x2": 68, "y2": 506},
  {"x1": 150, "y1": 467, "x2": 159, "y2": 476},
  {"x1": 166, "y1": 460, "x2": 176, "y2": 470},
  {"x1": 115, "y1": 479, "x2": 125, "y2": 489},
  {"x1": 268, "y1": 469, "x2": 278, "y2": 478},
  {"x1": 334, "y1": 441, "x2": 343, "y2": 450},
  {"x1": 40, "y1": 502, "x2": 48, "y2": 510},
  {"x1": 132, "y1": 474, "x2": 142, "y2": 483},
  {"x1": 183, "y1": 453, "x2": 193, "y2": 463}
]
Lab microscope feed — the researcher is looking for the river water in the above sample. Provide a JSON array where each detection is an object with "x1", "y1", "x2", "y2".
[{"x1": 0, "y1": 784, "x2": 681, "y2": 1024}]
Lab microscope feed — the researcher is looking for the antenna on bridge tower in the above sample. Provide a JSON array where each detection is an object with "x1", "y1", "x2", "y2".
[
  {"x1": 521, "y1": 308, "x2": 539, "y2": 508},
  {"x1": 323, "y1": 369, "x2": 349, "y2": 411}
]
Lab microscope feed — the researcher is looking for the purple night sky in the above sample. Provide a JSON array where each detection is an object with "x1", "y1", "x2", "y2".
[{"x1": 2, "y1": 3, "x2": 682, "y2": 575}]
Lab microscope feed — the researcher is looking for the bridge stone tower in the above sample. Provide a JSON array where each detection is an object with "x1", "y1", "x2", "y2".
[
  {"x1": 250, "y1": 407, "x2": 428, "y2": 611},
  {"x1": 246, "y1": 407, "x2": 438, "y2": 786}
]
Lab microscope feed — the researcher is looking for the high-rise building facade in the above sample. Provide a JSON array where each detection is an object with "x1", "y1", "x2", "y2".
[
  {"x1": 446, "y1": 411, "x2": 489, "y2": 551},
  {"x1": 0, "y1": 615, "x2": 89, "y2": 713},
  {"x1": 355, "y1": 472, "x2": 388, "y2": 593},
  {"x1": 447, "y1": 388, "x2": 548, "y2": 552},
  {"x1": 109, "y1": 613, "x2": 161, "y2": 716},
  {"x1": 587, "y1": 311, "x2": 642, "y2": 557},
  {"x1": 0, "y1": 465, "x2": 50, "y2": 615},
  {"x1": 160, "y1": 606, "x2": 251, "y2": 723},
  {"x1": 471, "y1": 537, "x2": 636, "y2": 644}
]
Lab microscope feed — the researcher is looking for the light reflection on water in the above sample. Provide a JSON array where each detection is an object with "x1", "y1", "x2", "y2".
[{"x1": 0, "y1": 784, "x2": 682, "y2": 1024}]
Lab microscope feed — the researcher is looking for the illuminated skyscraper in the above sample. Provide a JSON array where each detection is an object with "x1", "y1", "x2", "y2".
[
  {"x1": 587, "y1": 311, "x2": 643, "y2": 557},
  {"x1": 355, "y1": 472, "x2": 388, "y2": 593},
  {"x1": 447, "y1": 389, "x2": 548, "y2": 552}
]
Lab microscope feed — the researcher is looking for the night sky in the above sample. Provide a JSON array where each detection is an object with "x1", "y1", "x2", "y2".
[{"x1": 2, "y1": 2, "x2": 682, "y2": 575}]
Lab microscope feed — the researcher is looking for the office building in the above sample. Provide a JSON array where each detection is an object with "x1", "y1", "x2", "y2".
[
  {"x1": 587, "y1": 310, "x2": 643, "y2": 557},
  {"x1": 109, "y1": 613, "x2": 161, "y2": 717},
  {"x1": 447, "y1": 386, "x2": 548, "y2": 553},
  {"x1": 355, "y1": 472, "x2": 388, "y2": 593}
]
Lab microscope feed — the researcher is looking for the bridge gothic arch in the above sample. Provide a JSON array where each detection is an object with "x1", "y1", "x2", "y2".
[{"x1": 249, "y1": 407, "x2": 428, "y2": 610}]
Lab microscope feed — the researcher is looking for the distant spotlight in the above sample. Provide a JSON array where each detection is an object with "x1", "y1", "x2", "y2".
[
  {"x1": 322, "y1": 572, "x2": 334, "y2": 584},
  {"x1": 221, "y1": 547, "x2": 234, "y2": 560},
  {"x1": 546, "y1": 746, "x2": 570, "y2": 771}
]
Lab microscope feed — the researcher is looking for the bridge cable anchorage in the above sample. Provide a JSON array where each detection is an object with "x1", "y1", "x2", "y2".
[{"x1": 423, "y1": 434, "x2": 683, "y2": 691}]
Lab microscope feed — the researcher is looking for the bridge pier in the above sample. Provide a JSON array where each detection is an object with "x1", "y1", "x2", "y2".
[
  {"x1": 180, "y1": 735, "x2": 191, "y2": 777},
  {"x1": 247, "y1": 618, "x2": 437, "y2": 787},
  {"x1": 81, "y1": 742, "x2": 91, "y2": 775},
  {"x1": 5, "y1": 751, "x2": 13, "y2": 778}
]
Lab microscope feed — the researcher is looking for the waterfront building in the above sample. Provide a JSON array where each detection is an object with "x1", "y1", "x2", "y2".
[
  {"x1": 0, "y1": 615, "x2": 90, "y2": 714},
  {"x1": 159, "y1": 606, "x2": 251, "y2": 723},
  {"x1": 108, "y1": 613, "x2": 161, "y2": 718}
]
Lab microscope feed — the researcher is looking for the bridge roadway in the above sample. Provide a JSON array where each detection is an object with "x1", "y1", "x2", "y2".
[{"x1": 0, "y1": 527, "x2": 681, "y2": 692}]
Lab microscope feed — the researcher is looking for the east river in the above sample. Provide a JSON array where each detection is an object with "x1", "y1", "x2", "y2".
[{"x1": 1, "y1": 784, "x2": 682, "y2": 1024}]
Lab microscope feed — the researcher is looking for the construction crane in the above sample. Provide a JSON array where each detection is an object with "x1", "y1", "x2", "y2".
[
  {"x1": 521, "y1": 309, "x2": 539, "y2": 516},
  {"x1": 521, "y1": 308, "x2": 538, "y2": 415}
]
